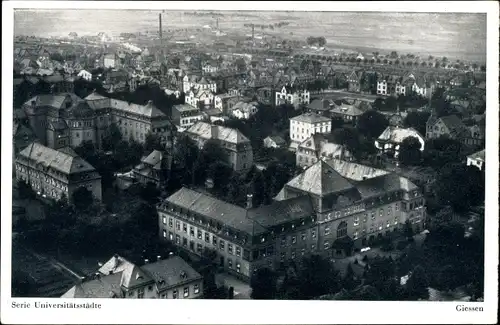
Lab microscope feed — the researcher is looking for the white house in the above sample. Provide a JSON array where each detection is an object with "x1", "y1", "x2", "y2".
[
  {"x1": 289, "y1": 112, "x2": 331, "y2": 151},
  {"x1": 103, "y1": 54, "x2": 116, "y2": 69},
  {"x1": 275, "y1": 85, "x2": 310, "y2": 109},
  {"x1": 230, "y1": 101, "x2": 258, "y2": 120},
  {"x1": 183, "y1": 75, "x2": 217, "y2": 94},
  {"x1": 466, "y1": 149, "x2": 485, "y2": 171},
  {"x1": 374, "y1": 126, "x2": 425, "y2": 158},
  {"x1": 263, "y1": 136, "x2": 286, "y2": 149},
  {"x1": 412, "y1": 76, "x2": 435, "y2": 98},
  {"x1": 77, "y1": 69, "x2": 93, "y2": 81},
  {"x1": 185, "y1": 88, "x2": 215, "y2": 109}
]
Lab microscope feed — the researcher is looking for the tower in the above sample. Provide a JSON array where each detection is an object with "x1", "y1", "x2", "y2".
[{"x1": 159, "y1": 13, "x2": 163, "y2": 46}]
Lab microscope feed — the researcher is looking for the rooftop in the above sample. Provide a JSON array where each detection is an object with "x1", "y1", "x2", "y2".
[
  {"x1": 141, "y1": 256, "x2": 202, "y2": 291},
  {"x1": 290, "y1": 112, "x2": 331, "y2": 124},
  {"x1": 186, "y1": 122, "x2": 250, "y2": 145},
  {"x1": 377, "y1": 126, "x2": 424, "y2": 144}
]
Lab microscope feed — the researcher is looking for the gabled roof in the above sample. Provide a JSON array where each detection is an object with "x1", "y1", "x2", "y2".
[
  {"x1": 467, "y1": 149, "x2": 485, "y2": 161},
  {"x1": 17, "y1": 142, "x2": 96, "y2": 175},
  {"x1": 308, "y1": 99, "x2": 333, "y2": 112},
  {"x1": 325, "y1": 159, "x2": 390, "y2": 181},
  {"x1": 24, "y1": 93, "x2": 83, "y2": 110},
  {"x1": 141, "y1": 150, "x2": 164, "y2": 169},
  {"x1": 438, "y1": 115, "x2": 468, "y2": 136},
  {"x1": 141, "y1": 256, "x2": 202, "y2": 291},
  {"x1": 186, "y1": 122, "x2": 250, "y2": 144},
  {"x1": 99, "y1": 255, "x2": 154, "y2": 289},
  {"x1": 62, "y1": 272, "x2": 124, "y2": 298},
  {"x1": 353, "y1": 173, "x2": 418, "y2": 199},
  {"x1": 265, "y1": 135, "x2": 286, "y2": 145},
  {"x1": 298, "y1": 133, "x2": 327, "y2": 151},
  {"x1": 377, "y1": 126, "x2": 424, "y2": 144},
  {"x1": 286, "y1": 160, "x2": 355, "y2": 196}
]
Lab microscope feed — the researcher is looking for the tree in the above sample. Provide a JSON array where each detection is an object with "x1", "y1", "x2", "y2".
[
  {"x1": 202, "y1": 139, "x2": 228, "y2": 165},
  {"x1": 72, "y1": 186, "x2": 94, "y2": 211},
  {"x1": 327, "y1": 115, "x2": 344, "y2": 130},
  {"x1": 251, "y1": 268, "x2": 278, "y2": 299},
  {"x1": 405, "y1": 265, "x2": 429, "y2": 300},
  {"x1": 102, "y1": 123, "x2": 123, "y2": 151},
  {"x1": 403, "y1": 111, "x2": 430, "y2": 135},
  {"x1": 296, "y1": 254, "x2": 341, "y2": 299},
  {"x1": 403, "y1": 220, "x2": 414, "y2": 239},
  {"x1": 17, "y1": 180, "x2": 36, "y2": 200},
  {"x1": 390, "y1": 51, "x2": 398, "y2": 59},
  {"x1": 356, "y1": 110, "x2": 389, "y2": 139},
  {"x1": 423, "y1": 136, "x2": 463, "y2": 168},
  {"x1": 398, "y1": 136, "x2": 422, "y2": 166},
  {"x1": 250, "y1": 170, "x2": 267, "y2": 207},
  {"x1": 144, "y1": 133, "x2": 163, "y2": 153}
]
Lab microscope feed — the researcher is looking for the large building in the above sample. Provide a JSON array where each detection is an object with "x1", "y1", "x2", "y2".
[
  {"x1": 182, "y1": 75, "x2": 217, "y2": 94},
  {"x1": 185, "y1": 122, "x2": 253, "y2": 172},
  {"x1": 158, "y1": 159, "x2": 425, "y2": 281},
  {"x1": 23, "y1": 92, "x2": 174, "y2": 150},
  {"x1": 289, "y1": 113, "x2": 332, "y2": 151},
  {"x1": 15, "y1": 142, "x2": 102, "y2": 202},
  {"x1": 172, "y1": 104, "x2": 204, "y2": 131},
  {"x1": 62, "y1": 255, "x2": 203, "y2": 299}
]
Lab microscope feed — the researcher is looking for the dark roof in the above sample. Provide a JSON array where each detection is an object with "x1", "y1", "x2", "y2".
[
  {"x1": 141, "y1": 256, "x2": 202, "y2": 291},
  {"x1": 353, "y1": 173, "x2": 418, "y2": 199},
  {"x1": 248, "y1": 195, "x2": 314, "y2": 227}
]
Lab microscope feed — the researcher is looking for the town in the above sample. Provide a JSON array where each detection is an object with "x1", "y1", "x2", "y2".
[{"x1": 11, "y1": 10, "x2": 486, "y2": 302}]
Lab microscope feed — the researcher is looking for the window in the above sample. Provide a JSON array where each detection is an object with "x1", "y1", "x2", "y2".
[
  {"x1": 183, "y1": 223, "x2": 187, "y2": 233},
  {"x1": 189, "y1": 241, "x2": 194, "y2": 251},
  {"x1": 163, "y1": 229, "x2": 167, "y2": 238},
  {"x1": 378, "y1": 223, "x2": 383, "y2": 231},
  {"x1": 301, "y1": 248, "x2": 306, "y2": 256},
  {"x1": 371, "y1": 211, "x2": 376, "y2": 220},
  {"x1": 325, "y1": 227, "x2": 330, "y2": 235},
  {"x1": 162, "y1": 216, "x2": 167, "y2": 225},
  {"x1": 395, "y1": 203, "x2": 399, "y2": 211},
  {"x1": 212, "y1": 236, "x2": 217, "y2": 246},
  {"x1": 194, "y1": 284, "x2": 200, "y2": 294},
  {"x1": 281, "y1": 237, "x2": 286, "y2": 246},
  {"x1": 354, "y1": 231, "x2": 358, "y2": 240},
  {"x1": 291, "y1": 249, "x2": 296, "y2": 259},
  {"x1": 311, "y1": 229, "x2": 316, "y2": 238},
  {"x1": 205, "y1": 232, "x2": 210, "y2": 243},
  {"x1": 190, "y1": 226, "x2": 195, "y2": 236},
  {"x1": 301, "y1": 232, "x2": 306, "y2": 241},
  {"x1": 161, "y1": 293, "x2": 167, "y2": 299},
  {"x1": 337, "y1": 221, "x2": 348, "y2": 238},
  {"x1": 236, "y1": 263, "x2": 241, "y2": 273},
  {"x1": 148, "y1": 285, "x2": 153, "y2": 291},
  {"x1": 169, "y1": 218, "x2": 173, "y2": 228},
  {"x1": 324, "y1": 242, "x2": 330, "y2": 250},
  {"x1": 175, "y1": 235, "x2": 180, "y2": 244},
  {"x1": 354, "y1": 216, "x2": 359, "y2": 226},
  {"x1": 236, "y1": 246, "x2": 241, "y2": 257},
  {"x1": 386, "y1": 221, "x2": 390, "y2": 228},
  {"x1": 363, "y1": 213, "x2": 367, "y2": 223},
  {"x1": 311, "y1": 244, "x2": 316, "y2": 250},
  {"x1": 228, "y1": 259, "x2": 233, "y2": 269},
  {"x1": 137, "y1": 288, "x2": 144, "y2": 299},
  {"x1": 176, "y1": 221, "x2": 180, "y2": 231},
  {"x1": 291, "y1": 236, "x2": 297, "y2": 244},
  {"x1": 169, "y1": 232, "x2": 173, "y2": 241},
  {"x1": 379, "y1": 209, "x2": 384, "y2": 217},
  {"x1": 394, "y1": 217, "x2": 398, "y2": 225},
  {"x1": 183, "y1": 287, "x2": 189, "y2": 297},
  {"x1": 228, "y1": 244, "x2": 234, "y2": 255},
  {"x1": 197, "y1": 229, "x2": 202, "y2": 239},
  {"x1": 220, "y1": 240, "x2": 225, "y2": 251},
  {"x1": 197, "y1": 243, "x2": 202, "y2": 252},
  {"x1": 388, "y1": 207, "x2": 392, "y2": 216},
  {"x1": 183, "y1": 237, "x2": 188, "y2": 247},
  {"x1": 280, "y1": 252, "x2": 286, "y2": 261}
]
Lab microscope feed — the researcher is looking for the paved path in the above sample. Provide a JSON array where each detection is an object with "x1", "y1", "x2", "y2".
[{"x1": 215, "y1": 272, "x2": 252, "y2": 299}]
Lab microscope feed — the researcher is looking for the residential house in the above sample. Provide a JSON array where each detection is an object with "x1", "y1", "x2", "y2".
[
  {"x1": 183, "y1": 75, "x2": 217, "y2": 94},
  {"x1": 185, "y1": 122, "x2": 254, "y2": 172},
  {"x1": 307, "y1": 98, "x2": 333, "y2": 117},
  {"x1": 347, "y1": 70, "x2": 363, "y2": 93},
  {"x1": 172, "y1": 104, "x2": 205, "y2": 131},
  {"x1": 296, "y1": 134, "x2": 352, "y2": 168},
  {"x1": 466, "y1": 149, "x2": 485, "y2": 171},
  {"x1": 230, "y1": 101, "x2": 258, "y2": 120},
  {"x1": 275, "y1": 85, "x2": 310, "y2": 109},
  {"x1": 77, "y1": 69, "x2": 93, "y2": 81},
  {"x1": 375, "y1": 126, "x2": 425, "y2": 158},
  {"x1": 185, "y1": 88, "x2": 216, "y2": 110},
  {"x1": 289, "y1": 112, "x2": 332, "y2": 151},
  {"x1": 15, "y1": 142, "x2": 102, "y2": 202},
  {"x1": 426, "y1": 114, "x2": 482, "y2": 146},
  {"x1": 329, "y1": 99, "x2": 369, "y2": 124},
  {"x1": 377, "y1": 75, "x2": 405, "y2": 96},
  {"x1": 263, "y1": 136, "x2": 286, "y2": 149},
  {"x1": 63, "y1": 255, "x2": 203, "y2": 299},
  {"x1": 412, "y1": 75, "x2": 435, "y2": 98},
  {"x1": 103, "y1": 53, "x2": 116, "y2": 69},
  {"x1": 132, "y1": 150, "x2": 172, "y2": 188}
]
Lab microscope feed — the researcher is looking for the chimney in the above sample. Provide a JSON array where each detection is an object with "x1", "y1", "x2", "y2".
[{"x1": 247, "y1": 194, "x2": 253, "y2": 209}]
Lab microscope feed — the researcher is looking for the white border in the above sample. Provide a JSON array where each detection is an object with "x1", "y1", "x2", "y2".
[{"x1": 2, "y1": 2, "x2": 498, "y2": 324}]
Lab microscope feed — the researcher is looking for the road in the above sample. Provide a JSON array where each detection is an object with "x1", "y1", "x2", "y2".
[{"x1": 311, "y1": 89, "x2": 379, "y2": 102}]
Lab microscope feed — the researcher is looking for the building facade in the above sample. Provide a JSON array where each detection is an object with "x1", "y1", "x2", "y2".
[
  {"x1": 275, "y1": 86, "x2": 310, "y2": 109},
  {"x1": 375, "y1": 126, "x2": 425, "y2": 158},
  {"x1": 289, "y1": 113, "x2": 332, "y2": 151},
  {"x1": 172, "y1": 104, "x2": 204, "y2": 130},
  {"x1": 15, "y1": 142, "x2": 102, "y2": 202},
  {"x1": 185, "y1": 122, "x2": 254, "y2": 172}
]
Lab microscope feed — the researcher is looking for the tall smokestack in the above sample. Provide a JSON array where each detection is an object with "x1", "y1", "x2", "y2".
[
  {"x1": 159, "y1": 13, "x2": 163, "y2": 46},
  {"x1": 252, "y1": 24, "x2": 255, "y2": 42}
]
